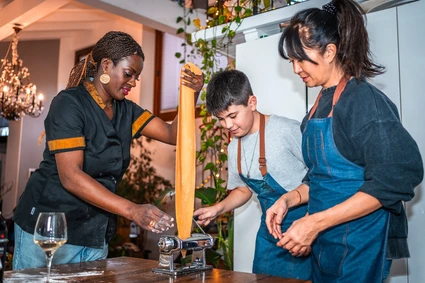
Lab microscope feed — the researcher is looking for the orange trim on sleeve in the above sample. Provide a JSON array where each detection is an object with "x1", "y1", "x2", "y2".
[
  {"x1": 48, "y1": 137, "x2": 86, "y2": 152},
  {"x1": 132, "y1": 111, "x2": 153, "y2": 138}
]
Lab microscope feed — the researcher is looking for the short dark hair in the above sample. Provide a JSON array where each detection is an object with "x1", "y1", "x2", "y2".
[
  {"x1": 278, "y1": 0, "x2": 384, "y2": 79},
  {"x1": 206, "y1": 70, "x2": 253, "y2": 116}
]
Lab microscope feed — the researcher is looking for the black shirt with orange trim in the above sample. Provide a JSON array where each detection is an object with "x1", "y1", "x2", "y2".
[{"x1": 13, "y1": 82, "x2": 154, "y2": 248}]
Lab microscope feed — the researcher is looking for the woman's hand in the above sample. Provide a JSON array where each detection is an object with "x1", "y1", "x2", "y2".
[
  {"x1": 290, "y1": 245, "x2": 312, "y2": 257},
  {"x1": 181, "y1": 66, "x2": 204, "y2": 93},
  {"x1": 129, "y1": 204, "x2": 174, "y2": 234},
  {"x1": 265, "y1": 196, "x2": 289, "y2": 239},
  {"x1": 140, "y1": 67, "x2": 204, "y2": 146},
  {"x1": 277, "y1": 214, "x2": 319, "y2": 257},
  {"x1": 193, "y1": 206, "x2": 220, "y2": 227}
]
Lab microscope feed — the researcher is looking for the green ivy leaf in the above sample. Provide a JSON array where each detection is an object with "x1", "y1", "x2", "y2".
[
  {"x1": 243, "y1": 9, "x2": 253, "y2": 17},
  {"x1": 207, "y1": 7, "x2": 217, "y2": 15},
  {"x1": 216, "y1": 179, "x2": 226, "y2": 187},
  {"x1": 176, "y1": 16, "x2": 183, "y2": 23},
  {"x1": 204, "y1": 162, "x2": 216, "y2": 171},
  {"x1": 201, "y1": 142, "x2": 208, "y2": 151},
  {"x1": 206, "y1": 138, "x2": 214, "y2": 147},
  {"x1": 220, "y1": 153, "x2": 228, "y2": 162},
  {"x1": 176, "y1": 27, "x2": 185, "y2": 34},
  {"x1": 200, "y1": 108, "x2": 208, "y2": 116},
  {"x1": 195, "y1": 187, "x2": 218, "y2": 205},
  {"x1": 175, "y1": 52, "x2": 182, "y2": 59}
]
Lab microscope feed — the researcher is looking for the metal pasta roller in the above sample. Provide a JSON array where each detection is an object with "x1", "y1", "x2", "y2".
[{"x1": 152, "y1": 219, "x2": 214, "y2": 276}]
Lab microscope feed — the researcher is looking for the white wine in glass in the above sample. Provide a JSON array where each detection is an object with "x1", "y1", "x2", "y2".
[{"x1": 34, "y1": 212, "x2": 68, "y2": 282}]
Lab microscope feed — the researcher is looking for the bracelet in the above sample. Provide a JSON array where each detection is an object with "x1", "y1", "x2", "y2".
[{"x1": 293, "y1": 189, "x2": 302, "y2": 205}]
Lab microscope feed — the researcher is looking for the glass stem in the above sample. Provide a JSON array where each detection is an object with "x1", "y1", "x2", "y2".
[{"x1": 46, "y1": 253, "x2": 53, "y2": 282}]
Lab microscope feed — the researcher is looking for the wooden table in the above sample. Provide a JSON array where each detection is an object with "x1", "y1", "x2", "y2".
[{"x1": 5, "y1": 257, "x2": 310, "y2": 282}]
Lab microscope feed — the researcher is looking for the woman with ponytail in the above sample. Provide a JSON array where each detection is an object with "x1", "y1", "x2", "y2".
[
  {"x1": 12, "y1": 31, "x2": 204, "y2": 269},
  {"x1": 265, "y1": 1, "x2": 423, "y2": 282}
]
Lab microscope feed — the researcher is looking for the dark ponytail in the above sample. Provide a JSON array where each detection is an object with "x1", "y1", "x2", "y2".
[
  {"x1": 335, "y1": 0, "x2": 384, "y2": 78},
  {"x1": 278, "y1": 0, "x2": 384, "y2": 79},
  {"x1": 66, "y1": 31, "x2": 145, "y2": 89}
]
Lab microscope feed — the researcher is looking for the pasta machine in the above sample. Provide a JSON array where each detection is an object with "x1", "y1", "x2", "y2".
[{"x1": 152, "y1": 229, "x2": 214, "y2": 276}]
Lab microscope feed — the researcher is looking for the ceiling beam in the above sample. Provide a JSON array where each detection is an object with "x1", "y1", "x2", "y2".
[
  {"x1": 77, "y1": 0, "x2": 206, "y2": 36},
  {"x1": 0, "y1": 0, "x2": 71, "y2": 41}
]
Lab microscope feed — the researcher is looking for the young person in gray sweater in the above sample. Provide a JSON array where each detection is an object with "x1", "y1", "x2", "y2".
[{"x1": 194, "y1": 69, "x2": 311, "y2": 280}]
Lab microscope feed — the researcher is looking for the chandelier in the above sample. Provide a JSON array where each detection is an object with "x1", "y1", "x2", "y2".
[{"x1": 0, "y1": 24, "x2": 44, "y2": 121}]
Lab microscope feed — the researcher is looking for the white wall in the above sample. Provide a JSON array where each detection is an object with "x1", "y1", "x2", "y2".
[{"x1": 233, "y1": 3, "x2": 425, "y2": 282}]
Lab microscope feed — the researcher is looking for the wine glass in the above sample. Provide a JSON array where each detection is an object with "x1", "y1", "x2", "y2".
[{"x1": 33, "y1": 212, "x2": 68, "y2": 282}]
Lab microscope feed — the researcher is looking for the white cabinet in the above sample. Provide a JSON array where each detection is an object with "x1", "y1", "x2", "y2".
[
  {"x1": 397, "y1": 1, "x2": 425, "y2": 282},
  {"x1": 367, "y1": 7, "x2": 406, "y2": 283},
  {"x1": 236, "y1": 33, "x2": 308, "y2": 122},
  {"x1": 367, "y1": 3, "x2": 425, "y2": 282}
]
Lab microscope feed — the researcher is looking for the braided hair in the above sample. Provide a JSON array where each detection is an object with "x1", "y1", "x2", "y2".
[{"x1": 66, "y1": 31, "x2": 145, "y2": 88}]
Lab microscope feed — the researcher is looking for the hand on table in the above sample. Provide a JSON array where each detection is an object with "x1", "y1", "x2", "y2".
[{"x1": 130, "y1": 204, "x2": 174, "y2": 234}]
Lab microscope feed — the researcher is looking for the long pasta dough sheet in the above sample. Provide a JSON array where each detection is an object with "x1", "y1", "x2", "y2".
[{"x1": 175, "y1": 63, "x2": 202, "y2": 247}]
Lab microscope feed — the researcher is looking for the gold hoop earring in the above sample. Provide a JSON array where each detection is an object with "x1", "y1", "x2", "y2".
[{"x1": 100, "y1": 70, "x2": 110, "y2": 85}]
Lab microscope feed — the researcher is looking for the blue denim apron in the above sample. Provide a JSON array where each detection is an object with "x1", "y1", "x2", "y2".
[
  {"x1": 304, "y1": 78, "x2": 391, "y2": 282},
  {"x1": 237, "y1": 114, "x2": 311, "y2": 280}
]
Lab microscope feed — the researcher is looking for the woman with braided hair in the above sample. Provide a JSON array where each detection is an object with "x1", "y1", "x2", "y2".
[
  {"x1": 12, "y1": 31, "x2": 204, "y2": 269},
  {"x1": 265, "y1": 0, "x2": 423, "y2": 282}
]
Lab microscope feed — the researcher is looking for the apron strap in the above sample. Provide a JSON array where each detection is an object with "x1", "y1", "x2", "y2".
[
  {"x1": 308, "y1": 76, "x2": 350, "y2": 120},
  {"x1": 237, "y1": 113, "x2": 267, "y2": 176},
  {"x1": 237, "y1": 138, "x2": 242, "y2": 175},
  {"x1": 258, "y1": 113, "x2": 267, "y2": 176}
]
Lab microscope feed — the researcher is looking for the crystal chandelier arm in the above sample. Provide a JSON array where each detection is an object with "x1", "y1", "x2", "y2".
[
  {"x1": 0, "y1": 24, "x2": 45, "y2": 120},
  {"x1": 0, "y1": 43, "x2": 12, "y2": 70}
]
